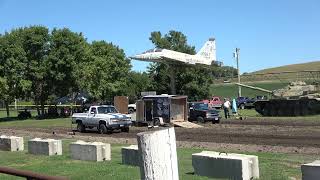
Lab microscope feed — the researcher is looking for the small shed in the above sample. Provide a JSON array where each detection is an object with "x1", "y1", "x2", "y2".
[{"x1": 136, "y1": 95, "x2": 188, "y2": 123}]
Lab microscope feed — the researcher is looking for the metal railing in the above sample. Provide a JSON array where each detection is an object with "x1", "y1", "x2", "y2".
[{"x1": 0, "y1": 166, "x2": 69, "y2": 180}]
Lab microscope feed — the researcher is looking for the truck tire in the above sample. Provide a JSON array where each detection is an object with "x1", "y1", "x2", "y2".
[
  {"x1": 77, "y1": 122, "x2": 85, "y2": 133},
  {"x1": 197, "y1": 116, "x2": 205, "y2": 123},
  {"x1": 240, "y1": 104, "x2": 245, "y2": 109},
  {"x1": 99, "y1": 124, "x2": 107, "y2": 134},
  {"x1": 121, "y1": 127, "x2": 129, "y2": 133}
]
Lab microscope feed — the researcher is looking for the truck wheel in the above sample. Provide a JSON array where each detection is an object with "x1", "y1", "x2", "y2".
[
  {"x1": 128, "y1": 108, "x2": 134, "y2": 114},
  {"x1": 213, "y1": 119, "x2": 220, "y2": 124},
  {"x1": 77, "y1": 122, "x2": 85, "y2": 133},
  {"x1": 99, "y1": 124, "x2": 107, "y2": 134},
  {"x1": 240, "y1": 104, "x2": 245, "y2": 109},
  {"x1": 121, "y1": 127, "x2": 129, "y2": 133},
  {"x1": 197, "y1": 116, "x2": 205, "y2": 123}
]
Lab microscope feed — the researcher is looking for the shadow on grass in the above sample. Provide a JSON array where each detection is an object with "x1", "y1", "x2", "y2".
[
  {"x1": 0, "y1": 116, "x2": 70, "y2": 122},
  {"x1": 0, "y1": 117, "x2": 22, "y2": 122}
]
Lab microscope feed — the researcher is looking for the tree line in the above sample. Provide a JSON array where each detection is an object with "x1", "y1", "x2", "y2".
[{"x1": 0, "y1": 26, "x2": 236, "y2": 117}]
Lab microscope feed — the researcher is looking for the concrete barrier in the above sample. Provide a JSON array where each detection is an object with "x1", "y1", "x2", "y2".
[
  {"x1": 0, "y1": 135, "x2": 24, "y2": 151},
  {"x1": 192, "y1": 151, "x2": 259, "y2": 180},
  {"x1": 122, "y1": 145, "x2": 140, "y2": 166},
  {"x1": 137, "y1": 127, "x2": 179, "y2": 180},
  {"x1": 301, "y1": 160, "x2": 320, "y2": 180},
  {"x1": 70, "y1": 140, "x2": 111, "y2": 162},
  {"x1": 28, "y1": 138, "x2": 62, "y2": 156}
]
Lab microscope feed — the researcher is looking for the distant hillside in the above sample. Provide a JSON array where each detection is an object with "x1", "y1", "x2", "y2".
[
  {"x1": 213, "y1": 61, "x2": 320, "y2": 83},
  {"x1": 252, "y1": 61, "x2": 320, "y2": 74}
]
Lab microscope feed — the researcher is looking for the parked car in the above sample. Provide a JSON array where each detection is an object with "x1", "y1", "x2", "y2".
[
  {"x1": 72, "y1": 105, "x2": 132, "y2": 134},
  {"x1": 202, "y1": 96, "x2": 223, "y2": 109},
  {"x1": 236, "y1": 96, "x2": 255, "y2": 109},
  {"x1": 188, "y1": 102, "x2": 221, "y2": 123}
]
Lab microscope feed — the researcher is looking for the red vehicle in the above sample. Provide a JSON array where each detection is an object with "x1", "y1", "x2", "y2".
[{"x1": 202, "y1": 96, "x2": 223, "y2": 109}]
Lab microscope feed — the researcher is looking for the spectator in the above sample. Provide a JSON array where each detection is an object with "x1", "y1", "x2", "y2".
[{"x1": 223, "y1": 98, "x2": 231, "y2": 119}]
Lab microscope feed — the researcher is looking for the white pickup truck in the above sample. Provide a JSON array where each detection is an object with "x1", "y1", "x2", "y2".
[{"x1": 72, "y1": 105, "x2": 132, "y2": 134}]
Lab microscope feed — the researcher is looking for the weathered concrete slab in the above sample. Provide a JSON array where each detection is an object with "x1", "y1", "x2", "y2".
[
  {"x1": 122, "y1": 145, "x2": 140, "y2": 166},
  {"x1": 70, "y1": 140, "x2": 111, "y2": 161},
  {"x1": 301, "y1": 160, "x2": 320, "y2": 180},
  {"x1": 0, "y1": 135, "x2": 24, "y2": 151},
  {"x1": 192, "y1": 151, "x2": 259, "y2": 180},
  {"x1": 28, "y1": 138, "x2": 62, "y2": 156},
  {"x1": 137, "y1": 127, "x2": 179, "y2": 180}
]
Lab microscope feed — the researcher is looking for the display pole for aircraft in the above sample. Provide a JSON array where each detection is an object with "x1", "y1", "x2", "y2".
[{"x1": 235, "y1": 48, "x2": 241, "y2": 97}]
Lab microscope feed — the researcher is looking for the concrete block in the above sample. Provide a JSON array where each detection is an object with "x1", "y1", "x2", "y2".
[
  {"x1": 122, "y1": 145, "x2": 140, "y2": 166},
  {"x1": 301, "y1": 160, "x2": 320, "y2": 180},
  {"x1": 137, "y1": 127, "x2": 179, "y2": 180},
  {"x1": 70, "y1": 140, "x2": 111, "y2": 161},
  {"x1": 28, "y1": 138, "x2": 62, "y2": 156},
  {"x1": 0, "y1": 135, "x2": 24, "y2": 151},
  {"x1": 192, "y1": 151, "x2": 259, "y2": 180}
]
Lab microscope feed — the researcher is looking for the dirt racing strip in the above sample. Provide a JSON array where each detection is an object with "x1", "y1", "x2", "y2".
[
  {"x1": 1, "y1": 127, "x2": 320, "y2": 155},
  {"x1": 2, "y1": 124, "x2": 320, "y2": 148}
]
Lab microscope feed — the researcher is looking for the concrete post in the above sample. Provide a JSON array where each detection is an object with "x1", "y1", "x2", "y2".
[
  {"x1": 301, "y1": 160, "x2": 320, "y2": 180},
  {"x1": 137, "y1": 127, "x2": 179, "y2": 180},
  {"x1": 70, "y1": 141, "x2": 111, "y2": 162},
  {"x1": 122, "y1": 145, "x2": 140, "y2": 166},
  {"x1": 28, "y1": 138, "x2": 62, "y2": 156},
  {"x1": 0, "y1": 135, "x2": 24, "y2": 151},
  {"x1": 192, "y1": 151, "x2": 259, "y2": 180}
]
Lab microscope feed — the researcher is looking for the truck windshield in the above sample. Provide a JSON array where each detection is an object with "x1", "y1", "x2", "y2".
[
  {"x1": 98, "y1": 107, "x2": 118, "y2": 114},
  {"x1": 194, "y1": 103, "x2": 209, "y2": 110}
]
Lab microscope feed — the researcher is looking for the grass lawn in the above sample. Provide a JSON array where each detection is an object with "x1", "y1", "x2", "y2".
[
  {"x1": 0, "y1": 118, "x2": 71, "y2": 128},
  {"x1": 0, "y1": 139, "x2": 315, "y2": 180},
  {"x1": 236, "y1": 109, "x2": 320, "y2": 121}
]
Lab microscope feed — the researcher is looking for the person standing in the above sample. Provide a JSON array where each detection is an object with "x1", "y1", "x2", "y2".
[{"x1": 223, "y1": 98, "x2": 231, "y2": 119}]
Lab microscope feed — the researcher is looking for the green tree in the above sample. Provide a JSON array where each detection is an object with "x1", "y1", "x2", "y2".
[
  {"x1": 48, "y1": 28, "x2": 89, "y2": 102},
  {"x1": 147, "y1": 30, "x2": 212, "y2": 101},
  {"x1": 0, "y1": 30, "x2": 31, "y2": 116},
  {"x1": 18, "y1": 26, "x2": 50, "y2": 115},
  {"x1": 80, "y1": 41, "x2": 131, "y2": 102},
  {"x1": 125, "y1": 71, "x2": 152, "y2": 102}
]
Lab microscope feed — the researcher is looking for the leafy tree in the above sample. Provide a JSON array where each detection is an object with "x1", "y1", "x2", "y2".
[
  {"x1": 18, "y1": 26, "x2": 51, "y2": 115},
  {"x1": 147, "y1": 30, "x2": 211, "y2": 101},
  {"x1": 125, "y1": 71, "x2": 152, "y2": 103},
  {"x1": 0, "y1": 30, "x2": 31, "y2": 116},
  {"x1": 80, "y1": 41, "x2": 131, "y2": 102},
  {"x1": 48, "y1": 28, "x2": 90, "y2": 102},
  {"x1": 211, "y1": 65, "x2": 237, "y2": 79}
]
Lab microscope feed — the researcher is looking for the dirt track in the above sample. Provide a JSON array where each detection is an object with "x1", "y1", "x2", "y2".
[{"x1": 2, "y1": 118, "x2": 320, "y2": 150}]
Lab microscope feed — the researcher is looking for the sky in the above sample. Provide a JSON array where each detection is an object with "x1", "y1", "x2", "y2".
[{"x1": 0, "y1": 0, "x2": 319, "y2": 73}]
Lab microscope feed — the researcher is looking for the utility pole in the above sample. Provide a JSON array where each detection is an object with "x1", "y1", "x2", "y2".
[{"x1": 234, "y1": 48, "x2": 241, "y2": 97}]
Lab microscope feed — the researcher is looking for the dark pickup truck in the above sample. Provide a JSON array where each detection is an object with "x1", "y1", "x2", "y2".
[
  {"x1": 236, "y1": 97, "x2": 255, "y2": 109},
  {"x1": 236, "y1": 96, "x2": 268, "y2": 109},
  {"x1": 188, "y1": 102, "x2": 221, "y2": 123}
]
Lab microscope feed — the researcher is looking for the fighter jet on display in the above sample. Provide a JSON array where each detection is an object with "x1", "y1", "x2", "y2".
[{"x1": 130, "y1": 38, "x2": 216, "y2": 66}]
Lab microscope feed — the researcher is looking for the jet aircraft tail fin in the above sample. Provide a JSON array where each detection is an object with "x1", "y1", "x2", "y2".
[{"x1": 196, "y1": 38, "x2": 216, "y2": 65}]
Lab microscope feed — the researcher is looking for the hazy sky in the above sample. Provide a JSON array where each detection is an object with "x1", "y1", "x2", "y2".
[{"x1": 1, "y1": 0, "x2": 319, "y2": 73}]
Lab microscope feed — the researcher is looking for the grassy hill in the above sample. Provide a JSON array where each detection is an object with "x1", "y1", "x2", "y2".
[
  {"x1": 210, "y1": 82, "x2": 287, "y2": 99},
  {"x1": 237, "y1": 61, "x2": 320, "y2": 83},
  {"x1": 252, "y1": 61, "x2": 320, "y2": 74},
  {"x1": 211, "y1": 61, "x2": 320, "y2": 98}
]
